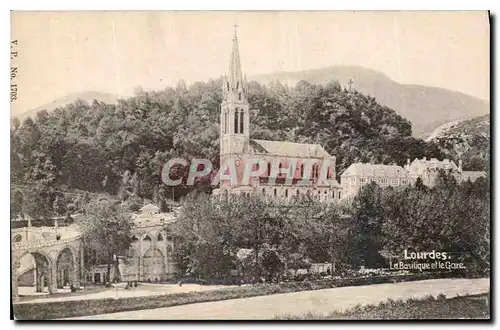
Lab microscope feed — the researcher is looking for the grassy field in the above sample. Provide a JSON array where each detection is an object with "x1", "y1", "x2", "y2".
[{"x1": 275, "y1": 294, "x2": 491, "y2": 320}]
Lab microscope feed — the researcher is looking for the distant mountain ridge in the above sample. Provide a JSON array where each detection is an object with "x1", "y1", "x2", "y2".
[
  {"x1": 13, "y1": 91, "x2": 120, "y2": 120},
  {"x1": 251, "y1": 66, "x2": 489, "y2": 138}
]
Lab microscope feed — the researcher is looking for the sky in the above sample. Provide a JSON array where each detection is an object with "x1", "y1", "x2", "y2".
[{"x1": 10, "y1": 11, "x2": 490, "y2": 116}]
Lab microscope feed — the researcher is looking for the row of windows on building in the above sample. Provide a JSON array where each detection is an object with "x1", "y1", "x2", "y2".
[
  {"x1": 261, "y1": 163, "x2": 329, "y2": 179},
  {"x1": 347, "y1": 176, "x2": 411, "y2": 185},
  {"x1": 260, "y1": 187, "x2": 342, "y2": 200}
]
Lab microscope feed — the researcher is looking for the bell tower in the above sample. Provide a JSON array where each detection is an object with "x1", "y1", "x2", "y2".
[{"x1": 220, "y1": 26, "x2": 250, "y2": 160}]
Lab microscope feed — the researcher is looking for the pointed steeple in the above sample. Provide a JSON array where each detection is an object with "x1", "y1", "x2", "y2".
[{"x1": 228, "y1": 25, "x2": 244, "y2": 92}]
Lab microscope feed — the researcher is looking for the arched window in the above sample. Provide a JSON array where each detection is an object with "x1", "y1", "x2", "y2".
[
  {"x1": 338, "y1": 191, "x2": 341, "y2": 199},
  {"x1": 13, "y1": 234, "x2": 22, "y2": 243},
  {"x1": 240, "y1": 110, "x2": 244, "y2": 134},
  {"x1": 296, "y1": 190, "x2": 300, "y2": 197},
  {"x1": 131, "y1": 235, "x2": 138, "y2": 242},
  {"x1": 262, "y1": 188, "x2": 266, "y2": 195},
  {"x1": 234, "y1": 109, "x2": 239, "y2": 133},
  {"x1": 285, "y1": 189, "x2": 288, "y2": 198},
  {"x1": 312, "y1": 164, "x2": 319, "y2": 179},
  {"x1": 267, "y1": 163, "x2": 272, "y2": 177},
  {"x1": 157, "y1": 233, "x2": 164, "y2": 241},
  {"x1": 143, "y1": 235, "x2": 151, "y2": 242},
  {"x1": 327, "y1": 168, "x2": 331, "y2": 179},
  {"x1": 300, "y1": 164, "x2": 305, "y2": 179},
  {"x1": 274, "y1": 188, "x2": 277, "y2": 197},
  {"x1": 239, "y1": 92, "x2": 242, "y2": 100},
  {"x1": 227, "y1": 82, "x2": 229, "y2": 91}
]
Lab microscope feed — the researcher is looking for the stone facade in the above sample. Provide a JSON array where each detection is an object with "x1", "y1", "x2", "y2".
[
  {"x1": 405, "y1": 157, "x2": 487, "y2": 187},
  {"x1": 86, "y1": 203, "x2": 177, "y2": 283},
  {"x1": 340, "y1": 163, "x2": 413, "y2": 198},
  {"x1": 13, "y1": 204, "x2": 178, "y2": 297},
  {"x1": 11, "y1": 221, "x2": 84, "y2": 300},
  {"x1": 339, "y1": 158, "x2": 488, "y2": 199}
]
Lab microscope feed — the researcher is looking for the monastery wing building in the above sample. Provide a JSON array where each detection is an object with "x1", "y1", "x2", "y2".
[
  {"x1": 341, "y1": 163, "x2": 413, "y2": 198},
  {"x1": 212, "y1": 29, "x2": 342, "y2": 202}
]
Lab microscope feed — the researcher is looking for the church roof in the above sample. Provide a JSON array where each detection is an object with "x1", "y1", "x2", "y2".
[
  {"x1": 250, "y1": 139, "x2": 331, "y2": 158},
  {"x1": 341, "y1": 163, "x2": 409, "y2": 178}
]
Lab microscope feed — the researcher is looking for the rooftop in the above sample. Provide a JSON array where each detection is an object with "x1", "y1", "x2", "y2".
[
  {"x1": 409, "y1": 158, "x2": 459, "y2": 170},
  {"x1": 250, "y1": 139, "x2": 331, "y2": 158}
]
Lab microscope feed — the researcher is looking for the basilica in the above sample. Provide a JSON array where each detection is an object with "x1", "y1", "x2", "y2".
[{"x1": 212, "y1": 30, "x2": 343, "y2": 202}]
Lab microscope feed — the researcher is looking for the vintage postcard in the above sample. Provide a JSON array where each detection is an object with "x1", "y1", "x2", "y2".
[{"x1": 10, "y1": 11, "x2": 490, "y2": 320}]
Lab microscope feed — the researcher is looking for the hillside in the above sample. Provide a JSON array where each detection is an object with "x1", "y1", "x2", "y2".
[
  {"x1": 427, "y1": 115, "x2": 490, "y2": 171},
  {"x1": 426, "y1": 115, "x2": 490, "y2": 142},
  {"x1": 13, "y1": 91, "x2": 120, "y2": 120},
  {"x1": 251, "y1": 66, "x2": 489, "y2": 138}
]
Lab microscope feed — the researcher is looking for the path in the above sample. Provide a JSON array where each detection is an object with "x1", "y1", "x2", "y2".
[
  {"x1": 18, "y1": 283, "x2": 239, "y2": 304},
  {"x1": 66, "y1": 278, "x2": 489, "y2": 320}
]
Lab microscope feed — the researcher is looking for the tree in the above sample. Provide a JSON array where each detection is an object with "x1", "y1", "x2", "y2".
[
  {"x1": 349, "y1": 182, "x2": 386, "y2": 268},
  {"x1": 77, "y1": 198, "x2": 134, "y2": 283},
  {"x1": 172, "y1": 192, "x2": 238, "y2": 280}
]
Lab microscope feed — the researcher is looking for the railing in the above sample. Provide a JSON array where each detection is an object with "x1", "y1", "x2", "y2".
[{"x1": 12, "y1": 235, "x2": 82, "y2": 251}]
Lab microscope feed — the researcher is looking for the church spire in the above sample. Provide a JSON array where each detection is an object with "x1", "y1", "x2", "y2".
[{"x1": 228, "y1": 25, "x2": 244, "y2": 91}]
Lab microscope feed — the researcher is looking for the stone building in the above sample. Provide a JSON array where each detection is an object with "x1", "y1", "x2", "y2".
[
  {"x1": 405, "y1": 157, "x2": 487, "y2": 187},
  {"x1": 121, "y1": 203, "x2": 177, "y2": 282},
  {"x1": 12, "y1": 218, "x2": 83, "y2": 297},
  {"x1": 340, "y1": 163, "x2": 413, "y2": 198},
  {"x1": 86, "y1": 203, "x2": 177, "y2": 283},
  {"x1": 212, "y1": 28, "x2": 342, "y2": 202}
]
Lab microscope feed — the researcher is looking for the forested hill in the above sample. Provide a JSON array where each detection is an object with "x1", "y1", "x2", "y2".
[
  {"x1": 426, "y1": 115, "x2": 490, "y2": 172},
  {"x1": 11, "y1": 78, "x2": 448, "y2": 218},
  {"x1": 252, "y1": 66, "x2": 489, "y2": 138}
]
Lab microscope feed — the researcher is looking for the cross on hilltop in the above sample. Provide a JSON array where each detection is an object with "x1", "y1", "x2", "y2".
[{"x1": 348, "y1": 78, "x2": 354, "y2": 92}]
